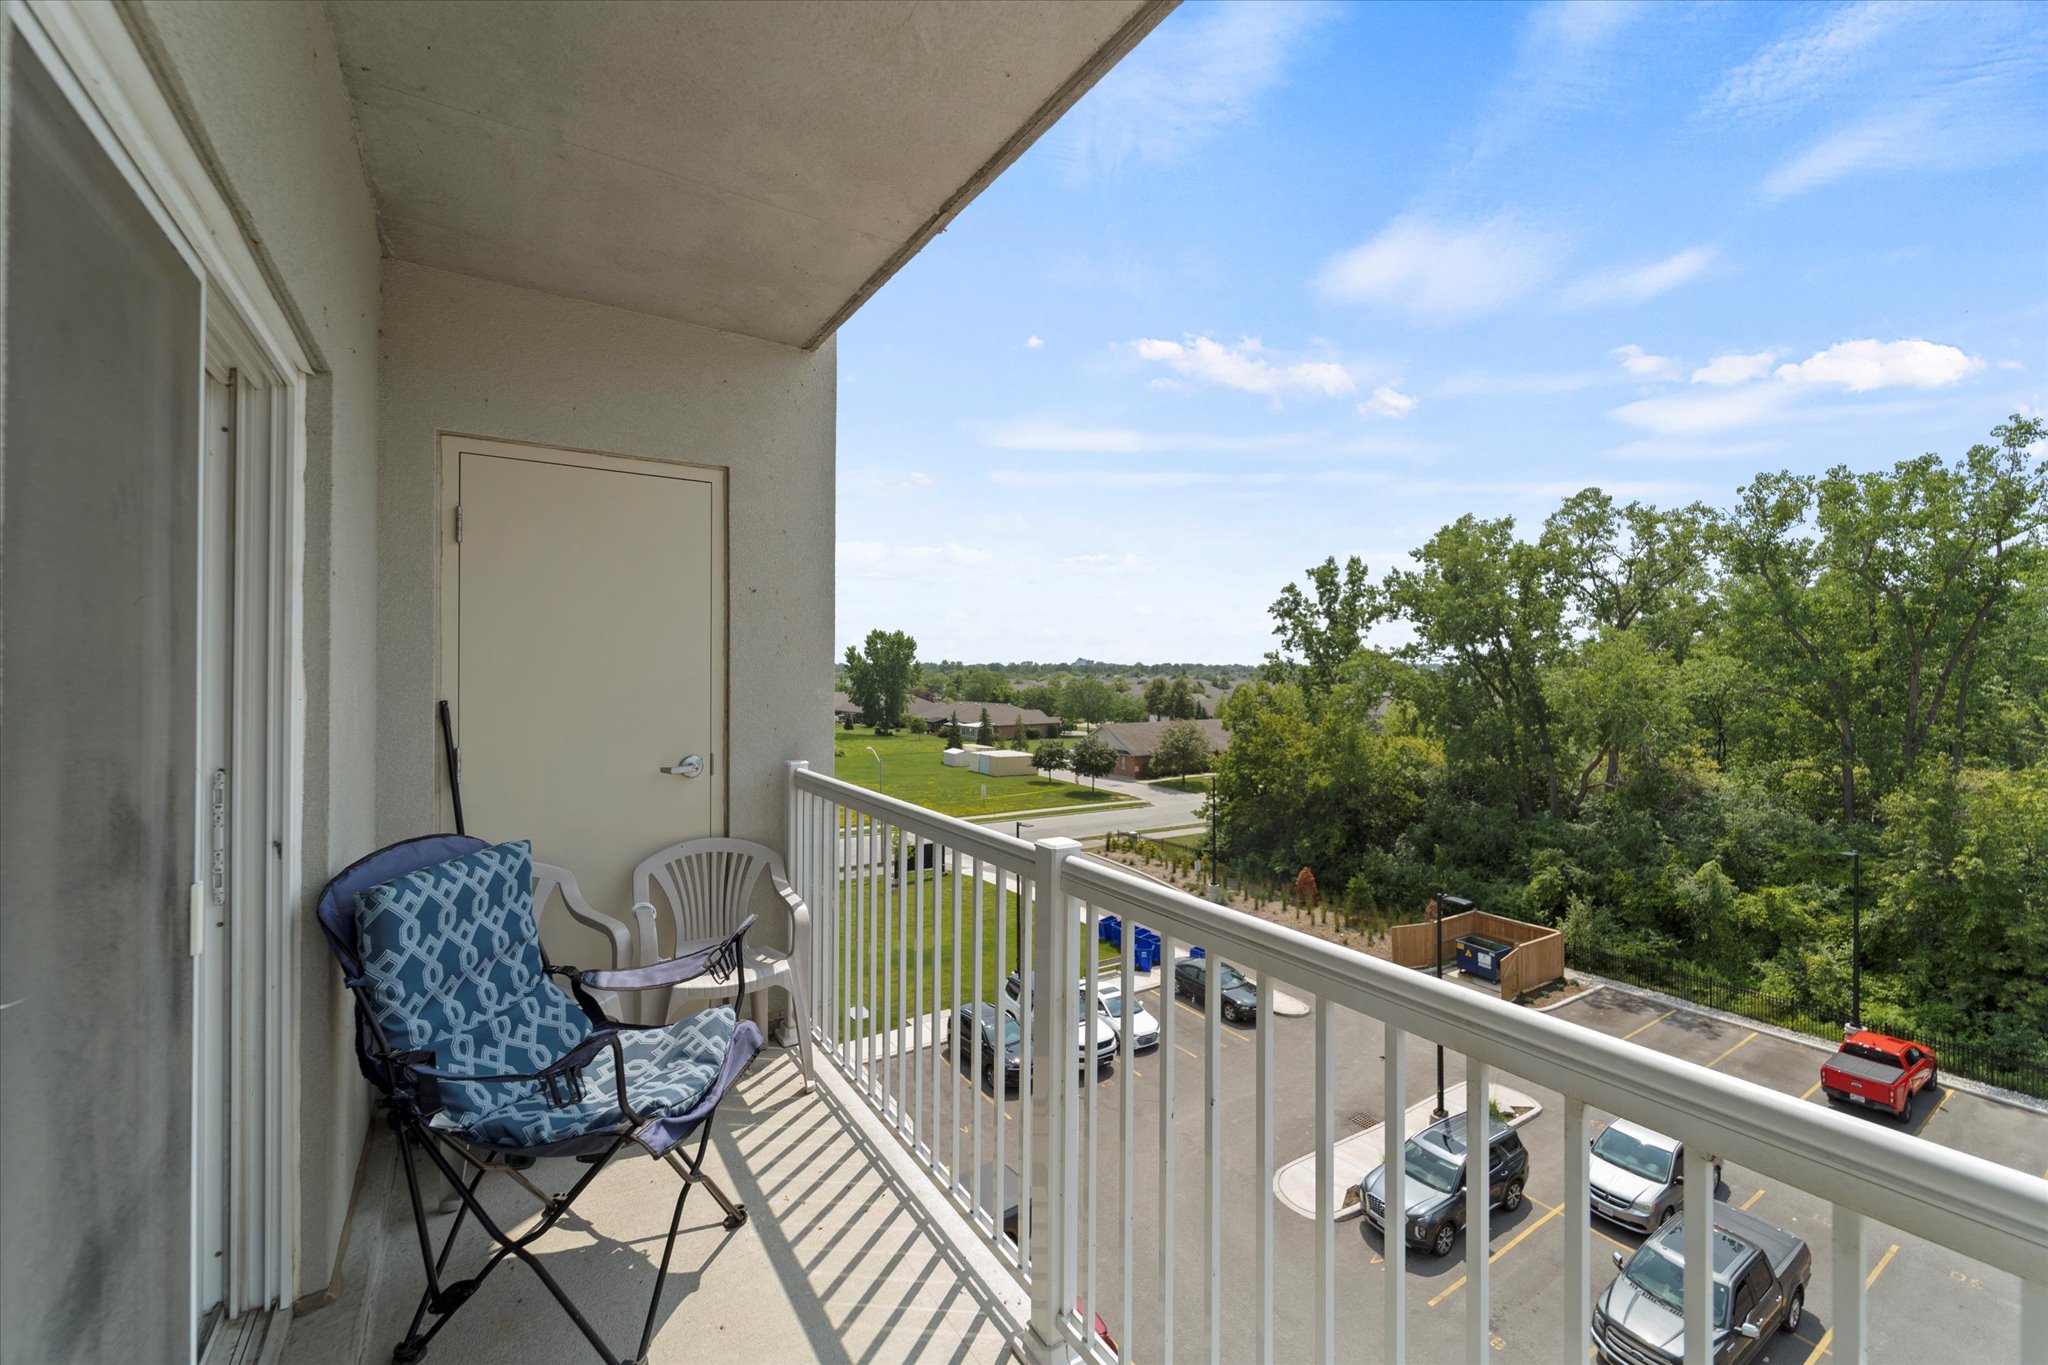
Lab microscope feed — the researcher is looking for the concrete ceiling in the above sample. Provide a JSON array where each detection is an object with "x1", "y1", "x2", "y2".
[{"x1": 326, "y1": 0, "x2": 1170, "y2": 349}]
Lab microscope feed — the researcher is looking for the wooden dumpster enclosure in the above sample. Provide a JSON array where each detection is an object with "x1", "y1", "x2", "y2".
[{"x1": 1390, "y1": 907, "x2": 1566, "y2": 1001}]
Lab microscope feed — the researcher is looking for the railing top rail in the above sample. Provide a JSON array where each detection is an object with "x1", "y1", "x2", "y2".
[
  {"x1": 794, "y1": 765, "x2": 1034, "y2": 870},
  {"x1": 1062, "y1": 855, "x2": 2048, "y2": 1282}
]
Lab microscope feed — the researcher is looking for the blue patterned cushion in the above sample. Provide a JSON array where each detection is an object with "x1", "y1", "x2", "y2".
[
  {"x1": 355, "y1": 839, "x2": 590, "y2": 1119},
  {"x1": 459, "y1": 1006, "x2": 739, "y2": 1147}
]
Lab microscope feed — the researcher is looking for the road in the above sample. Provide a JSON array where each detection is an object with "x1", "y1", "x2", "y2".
[{"x1": 999, "y1": 773, "x2": 1210, "y2": 844}]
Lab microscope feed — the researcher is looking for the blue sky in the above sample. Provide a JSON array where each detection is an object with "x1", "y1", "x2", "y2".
[{"x1": 836, "y1": 0, "x2": 2048, "y2": 665}]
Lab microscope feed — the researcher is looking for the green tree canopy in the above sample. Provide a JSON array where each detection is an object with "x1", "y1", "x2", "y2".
[
  {"x1": 843, "y1": 629, "x2": 917, "y2": 731},
  {"x1": 1069, "y1": 735, "x2": 1116, "y2": 787},
  {"x1": 1151, "y1": 720, "x2": 1214, "y2": 783}
]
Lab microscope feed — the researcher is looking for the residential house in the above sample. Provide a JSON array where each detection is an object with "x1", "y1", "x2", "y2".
[
  {"x1": 5, "y1": 5, "x2": 2040, "y2": 1365},
  {"x1": 831, "y1": 690, "x2": 862, "y2": 726},
  {"x1": 909, "y1": 698, "x2": 1062, "y2": 740},
  {"x1": 1093, "y1": 718, "x2": 1231, "y2": 778}
]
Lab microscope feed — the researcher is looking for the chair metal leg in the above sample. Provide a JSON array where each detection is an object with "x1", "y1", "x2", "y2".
[{"x1": 663, "y1": 1142, "x2": 746, "y2": 1230}]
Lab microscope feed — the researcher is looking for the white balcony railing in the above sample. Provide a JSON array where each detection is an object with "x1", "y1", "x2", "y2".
[{"x1": 785, "y1": 761, "x2": 2048, "y2": 1364}]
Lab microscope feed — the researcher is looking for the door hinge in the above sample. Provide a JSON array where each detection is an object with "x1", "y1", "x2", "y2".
[
  {"x1": 209, "y1": 768, "x2": 228, "y2": 905},
  {"x1": 454, "y1": 504, "x2": 464, "y2": 543},
  {"x1": 189, "y1": 883, "x2": 204, "y2": 957}
]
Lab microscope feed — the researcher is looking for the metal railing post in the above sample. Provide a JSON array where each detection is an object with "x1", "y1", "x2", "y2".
[{"x1": 1026, "y1": 836, "x2": 1081, "y2": 1362}]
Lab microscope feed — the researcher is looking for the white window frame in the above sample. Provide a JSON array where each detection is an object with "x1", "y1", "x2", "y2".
[{"x1": 10, "y1": 0, "x2": 311, "y2": 1349}]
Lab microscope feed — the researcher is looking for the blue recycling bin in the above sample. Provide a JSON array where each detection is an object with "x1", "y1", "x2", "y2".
[
  {"x1": 1189, "y1": 944, "x2": 1205, "y2": 959},
  {"x1": 1134, "y1": 943, "x2": 1154, "y2": 973},
  {"x1": 1100, "y1": 913, "x2": 1122, "y2": 947}
]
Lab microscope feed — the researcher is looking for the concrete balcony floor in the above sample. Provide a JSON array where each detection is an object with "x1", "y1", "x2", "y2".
[{"x1": 282, "y1": 1050, "x2": 1025, "y2": 1365}]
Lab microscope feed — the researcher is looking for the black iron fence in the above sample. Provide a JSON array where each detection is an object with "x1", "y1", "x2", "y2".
[{"x1": 1570, "y1": 945, "x2": 2048, "y2": 1101}]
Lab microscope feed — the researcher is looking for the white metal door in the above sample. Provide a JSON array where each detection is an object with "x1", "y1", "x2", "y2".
[
  {"x1": 450, "y1": 443, "x2": 725, "y2": 968},
  {"x1": 193, "y1": 373, "x2": 234, "y2": 1336}
]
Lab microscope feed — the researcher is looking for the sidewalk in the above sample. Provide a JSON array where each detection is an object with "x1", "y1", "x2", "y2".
[{"x1": 1272, "y1": 1081, "x2": 1544, "y2": 1221}]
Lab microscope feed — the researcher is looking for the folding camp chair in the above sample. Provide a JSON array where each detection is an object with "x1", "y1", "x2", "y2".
[{"x1": 317, "y1": 834, "x2": 763, "y2": 1365}]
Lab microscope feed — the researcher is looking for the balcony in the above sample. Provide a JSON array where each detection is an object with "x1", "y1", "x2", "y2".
[{"x1": 295, "y1": 764, "x2": 2047, "y2": 1365}]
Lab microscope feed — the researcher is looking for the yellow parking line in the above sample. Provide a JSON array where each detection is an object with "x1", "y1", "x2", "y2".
[
  {"x1": 1176, "y1": 1043, "x2": 1199, "y2": 1061},
  {"x1": 1427, "y1": 1202, "x2": 1565, "y2": 1308},
  {"x1": 1739, "y1": 1187, "x2": 1767, "y2": 1211},
  {"x1": 1805, "y1": 1242, "x2": 1904, "y2": 1361},
  {"x1": 1923, "y1": 1087, "x2": 1952, "y2": 1124},
  {"x1": 1800, "y1": 1078, "x2": 1826, "y2": 1101},
  {"x1": 1706, "y1": 1031, "x2": 1759, "y2": 1069},
  {"x1": 1621, "y1": 1009, "x2": 1676, "y2": 1041},
  {"x1": 1172, "y1": 997, "x2": 1250, "y2": 1043},
  {"x1": 1594, "y1": 1226, "x2": 1633, "y2": 1252}
]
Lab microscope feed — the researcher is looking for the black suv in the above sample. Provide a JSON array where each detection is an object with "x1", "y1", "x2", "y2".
[
  {"x1": 947, "y1": 1002, "x2": 1023, "y2": 1092},
  {"x1": 1356, "y1": 1112, "x2": 1531, "y2": 1257},
  {"x1": 1173, "y1": 956, "x2": 1258, "y2": 1024}
]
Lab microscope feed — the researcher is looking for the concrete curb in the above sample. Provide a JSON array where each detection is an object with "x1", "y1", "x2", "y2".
[{"x1": 1273, "y1": 1081, "x2": 1545, "y2": 1222}]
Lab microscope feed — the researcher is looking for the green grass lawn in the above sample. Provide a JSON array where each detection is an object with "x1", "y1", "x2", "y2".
[
  {"x1": 1147, "y1": 776, "x2": 1216, "y2": 794},
  {"x1": 824, "y1": 868, "x2": 1115, "y2": 1033},
  {"x1": 832, "y1": 725, "x2": 1143, "y2": 818}
]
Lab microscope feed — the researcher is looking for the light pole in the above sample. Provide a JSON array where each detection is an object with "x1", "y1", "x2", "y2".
[
  {"x1": 1206, "y1": 773, "x2": 1222, "y2": 902},
  {"x1": 1013, "y1": 822, "x2": 1032, "y2": 976},
  {"x1": 864, "y1": 745, "x2": 883, "y2": 793},
  {"x1": 1432, "y1": 894, "x2": 1473, "y2": 1119},
  {"x1": 1851, "y1": 852, "x2": 1862, "y2": 1030}
]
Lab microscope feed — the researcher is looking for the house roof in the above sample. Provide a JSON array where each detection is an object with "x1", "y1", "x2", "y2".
[
  {"x1": 909, "y1": 700, "x2": 1059, "y2": 727},
  {"x1": 1092, "y1": 719, "x2": 1230, "y2": 757},
  {"x1": 832, "y1": 691, "x2": 860, "y2": 715},
  {"x1": 326, "y1": 1, "x2": 1170, "y2": 349}
]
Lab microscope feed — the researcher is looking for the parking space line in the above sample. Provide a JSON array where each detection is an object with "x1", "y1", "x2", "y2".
[
  {"x1": 1803, "y1": 1328, "x2": 1832, "y2": 1363},
  {"x1": 1800, "y1": 1078, "x2": 1826, "y2": 1101},
  {"x1": 1621, "y1": 1008, "x2": 1676, "y2": 1040},
  {"x1": 1739, "y1": 1187, "x2": 1766, "y2": 1211},
  {"x1": 1923, "y1": 1087, "x2": 1952, "y2": 1124},
  {"x1": 1427, "y1": 1203, "x2": 1566, "y2": 1308},
  {"x1": 1176, "y1": 1043, "x2": 1198, "y2": 1062},
  {"x1": 1171, "y1": 997, "x2": 1250, "y2": 1043},
  {"x1": 1867, "y1": 1242, "x2": 1900, "y2": 1288},
  {"x1": 1593, "y1": 1226, "x2": 1633, "y2": 1252},
  {"x1": 1705, "y1": 1030, "x2": 1759, "y2": 1069}
]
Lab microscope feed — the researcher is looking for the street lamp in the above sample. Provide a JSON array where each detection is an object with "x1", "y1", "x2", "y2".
[
  {"x1": 1841, "y1": 850, "x2": 1862, "y2": 1032},
  {"x1": 1432, "y1": 894, "x2": 1474, "y2": 1119},
  {"x1": 1206, "y1": 773, "x2": 1222, "y2": 902},
  {"x1": 864, "y1": 746, "x2": 883, "y2": 793},
  {"x1": 1013, "y1": 822, "x2": 1032, "y2": 976}
]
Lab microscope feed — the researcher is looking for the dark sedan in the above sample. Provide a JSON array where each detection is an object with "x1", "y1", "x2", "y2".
[
  {"x1": 1173, "y1": 956, "x2": 1258, "y2": 1024},
  {"x1": 947, "y1": 1002, "x2": 1023, "y2": 1092}
]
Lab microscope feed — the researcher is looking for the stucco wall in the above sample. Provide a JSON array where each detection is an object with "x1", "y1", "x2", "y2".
[
  {"x1": 376, "y1": 259, "x2": 836, "y2": 925},
  {"x1": 126, "y1": 0, "x2": 384, "y2": 1304}
]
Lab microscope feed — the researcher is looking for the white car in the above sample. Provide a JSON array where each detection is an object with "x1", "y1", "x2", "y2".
[
  {"x1": 1587, "y1": 1118, "x2": 1721, "y2": 1231},
  {"x1": 1094, "y1": 979, "x2": 1159, "y2": 1051},
  {"x1": 1004, "y1": 972, "x2": 1121, "y2": 1069}
]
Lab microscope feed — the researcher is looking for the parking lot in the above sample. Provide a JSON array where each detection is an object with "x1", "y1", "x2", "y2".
[{"x1": 901, "y1": 972, "x2": 2047, "y2": 1363}]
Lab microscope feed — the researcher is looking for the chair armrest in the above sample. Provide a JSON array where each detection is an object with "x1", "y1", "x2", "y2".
[
  {"x1": 571, "y1": 914, "x2": 758, "y2": 996},
  {"x1": 536, "y1": 862, "x2": 631, "y2": 971},
  {"x1": 773, "y1": 870, "x2": 811, "y2": 979}
]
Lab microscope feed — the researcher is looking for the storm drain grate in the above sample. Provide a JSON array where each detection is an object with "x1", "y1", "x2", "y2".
[{"x1": 1348, "y1": 1111, "x2": 1377, "y2": 1131}]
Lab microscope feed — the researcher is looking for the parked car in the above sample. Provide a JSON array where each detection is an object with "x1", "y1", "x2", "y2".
[
  {"x1": 1587, "y1": 1120, "x2": 1722, "y2": 1232},
  {"x1": 1095, "y1": 980, "x2": 1160, "y2": 1051},
  {"x1": 1820, "y1": 1030, "x2": 1937, "y2": 1122},
  {"x1": 947, "y1": 1002, "x2": 1022, "y2": 1092},
  {"x1": 1002, "y1": 972, "x2": 1119, "y2": 1071},
  {"x1": 1592, "y1": 1203, "x2": 1811, "y2": 1365},
  {"x1": 1172, "y1": 956, "x2": 1258, "y2": 1024},
  {"x1": 1357, "y1": 1112, "x2": 1530, "y2": 1257}
]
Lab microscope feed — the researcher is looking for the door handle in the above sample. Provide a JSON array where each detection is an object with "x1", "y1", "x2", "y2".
[{"x1": 660, "y1": 755, "x2": 705, "y2": 778}]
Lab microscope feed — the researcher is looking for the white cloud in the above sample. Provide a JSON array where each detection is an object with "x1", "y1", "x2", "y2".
[
  {"x1": 1608, "y1": 437, "x2": 1786, "y2": 463},
  {"x1": 1612, "y1": 344, "x2": 1680, "y2": 380},
  {"x1": 973, "y1": 419, "x2": 1316, "y2": 454},
  {"x1": 1690, "y1": 350, "x2": 1781, "y2": 386},
  {"x1": 836, "y1": 540, "x2": 996, "y2": 577},
  {"x1": 987, "y1": 470, "x2": 1223, "y2": 490},
  {"x1": 1318, "y1": 214, "x2": 1565, "y2": 323},
  {"x1": 1060, "y1": 552, "x2": 1148, "y2": 572},
  {"x1": 1056, "y1": 2, "x2": 1334, "y2": 178},
  {"x1": 1762, "y1": 102, "x2": 1946, "y2": 197},
  {"x1": 1773, "y1": 338, "x2": 1981, "y2": 391},
  {"x1": 1361, "y1": 385, "x2": 1417, "y2": 420},
  {"x1": 1564, "y1": 247, "x2": 1716, "y2": 306},
  {"x1": 1713, "y1": 3, "x2": 1917, "y2": 115},
  {"x1": 1130, "y1": 336, "x2": 1356, "y2": 400},
  {"x1": 1469, "y1": 1, "x2": 1647, "y2": 162},
  {"x1": 1025, "y1": 335, "x2": 1045, "y2": 349},
  {"x1": 1611, "y1": 385, "x2": 1793, "y2": 436}
]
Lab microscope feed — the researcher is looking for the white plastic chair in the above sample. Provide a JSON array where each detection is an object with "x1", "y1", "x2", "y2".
[
  {"x1": 533, "y1": 861, "x2": 635, "y2": 1019},
  {"x1": 630, "y1": 838, "x2": 814, "y2": 1092}
]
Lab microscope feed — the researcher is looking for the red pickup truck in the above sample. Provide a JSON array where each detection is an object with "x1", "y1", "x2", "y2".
[{"x1": 1820, "y1": 1030, "x2": 1938, "y2": 1122}]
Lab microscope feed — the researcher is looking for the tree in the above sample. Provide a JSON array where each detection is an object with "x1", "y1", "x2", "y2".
[
  {"x1": 1167, "y1": 676, "x2": 1196, "y2": 719},
  {"x1": 1031, "y1": 740, "x2": 1070, "y2": 785},
  {"x1": 1069, "y1": 736, "x2": 1116, "y2": 788},
  {"x1": 1143, "y1": 676, "x2": 1171, "y2": 719},
  {"x1": 977, "y1": 705, "x2": 994, "y2": 744},
  {"x1": 1018, "y1": 682, "x2": 1061, "y2": 715},
  {"x1": 1151, "y1": 720, "x2": 1213, "y2": 784},
  {"x1": 1263, "y1": 555, "x2": 1375, "y2": 705},
  {"x1": 844, "y1": 629, "x2": 917, "y2": 732},
  {"x1": 1060, "y1": 675, "x2": 1121, "y2": 724},
  {"x1": 955, "y1": 667, "x2": 1015, "y2": 704}
]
